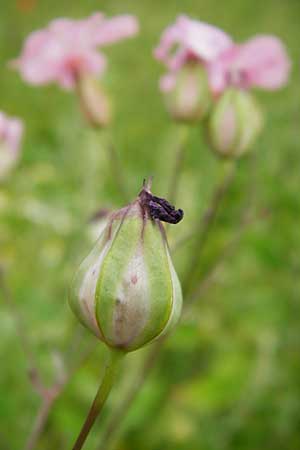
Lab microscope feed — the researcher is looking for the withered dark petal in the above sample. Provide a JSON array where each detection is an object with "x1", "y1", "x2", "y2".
[{"x1": 138, "y1": 184, "x2": 184, "y2": 225}]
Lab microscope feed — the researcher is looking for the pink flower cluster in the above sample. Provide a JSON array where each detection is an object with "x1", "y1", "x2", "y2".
[
  {"x1": 155, "y1": 15, "x2": 291, "y2": 94},
  {"x1": 12, "y1": 13, "x2": 139, "y2": 89}
]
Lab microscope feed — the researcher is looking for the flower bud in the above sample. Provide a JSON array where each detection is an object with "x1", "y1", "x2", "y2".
[
  {"x1": 0, "y1": 112, "x2": 23, "y2": 180},
  {"x1": 207, "y1": 88, "x2": 263, "y2": 158},
  {"x1": 0, "y1": 143, "x2": 18, "y2": 180},
  {"x1": 77, "y1": 76, "x2": 111, "y2": 128},
  {"x1": 69, "y1": 184, "x2": 183, "y2": 352},
  {"x1": 163, "y1": 63, "x2": 212, "y2": 123}
]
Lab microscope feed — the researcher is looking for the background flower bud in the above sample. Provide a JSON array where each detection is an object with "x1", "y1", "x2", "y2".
[
  {"x1": 77, "y1": 75, "x2": 111, "y2": 128},
  {"x1": 0, "y1": 112, "x2": 23, "y2": 180},
  {"x1": 162, "y1": 64, "x2": 212, "y2": 123},
  {"x1": 69, "y1": 189, "x2": 182, "y2": 352},
  {"x1": 207, "y1": 88, "x2": 263, "y2": 158}
]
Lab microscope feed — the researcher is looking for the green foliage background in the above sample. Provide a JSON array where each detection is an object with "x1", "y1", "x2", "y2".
[{"x1": 1, "y1": 1, "x2": 300, "y2": 449}]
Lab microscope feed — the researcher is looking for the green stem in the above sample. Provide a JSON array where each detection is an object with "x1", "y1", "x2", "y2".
[
  {"x1": 75, "y1": 78, "x2": 129, "y2": 203},
  {"x1": 97, "y1": 338, "x2": 166, "y2": 450},
  {"x1": 106, "y1": 136, "x2": 129, "y2": 203},
  {"x1": 182, "y1": 160, "x2": 236, "y2": 295},
  {"x1": 72, "y1": 348, "x2": 124, "y2": 450},
  {"x1": 167, "y1": 125, "x2": 189, "y2": 206},
  {"x1": 24, "y1": 396, "x2": 55, "y2": 450}
]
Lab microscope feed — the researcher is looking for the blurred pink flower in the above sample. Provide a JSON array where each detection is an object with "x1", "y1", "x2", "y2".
[
  {"x1": 154, "y1": 15, "x2": 233, "y2": 91},
  {"x1": 0, "y1": 112, "x2": 23, "y2": 153},
  {"x1": 208, "y1": 36, "x2": 291, "y2": 94},
  {"x1": 0, "y1": 112, "x2": 24, "y2": 179},
  {"x1": 12, "y1": 13, "x2": 139, "y2": 89}
]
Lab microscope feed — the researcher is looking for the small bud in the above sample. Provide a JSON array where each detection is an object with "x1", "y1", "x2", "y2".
[
  {"x1": 69, "y1": 183, "x2": 183, "y2": 352},
  {"x1": 0, "y1": 143, "x2": 19, "y2": 180},
  {"x1": 77, "y1": 76, "x2": 111, "y2": 128},
  {"x1": 163, "y1": 63, "x2": 212, "y2": 123},
  {"x1": 207, "y1": 88, "x2": 263, "y2": 158},
  {"x1": 0, "y1": 112, "x2": 23, "y2": 180}
]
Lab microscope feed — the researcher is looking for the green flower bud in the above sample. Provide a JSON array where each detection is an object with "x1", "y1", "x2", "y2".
[
  {"x1": 164, "y1": 63, "x2": 212, "y2": 123},
  {"x1": 77, "y1": 75, "x2": 111, "y2": 128},
  {"x1": 207, "y1": 88, "x2": 263, "y2": 158},
  {"x1": 0, "y1": 143, "x2": 19, "y2": 180},
  {"x1": 69, "y1": 184, "x2": 183, "y2": 352}
]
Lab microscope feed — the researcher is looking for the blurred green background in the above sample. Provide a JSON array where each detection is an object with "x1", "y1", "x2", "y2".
[{"x1": 1, "y1": 1, "x2": 300, "y2": 449}]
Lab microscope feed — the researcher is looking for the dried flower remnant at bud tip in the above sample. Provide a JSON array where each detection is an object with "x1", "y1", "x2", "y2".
[
  {"x1": 140, "y1": 191, "x2": 184, "y2": 224},
  {"x1": 69, "y1": 180, "x2": 183, "y2": 352}
]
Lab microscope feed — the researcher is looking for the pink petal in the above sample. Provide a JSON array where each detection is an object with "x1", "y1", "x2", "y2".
[
  {"x1": 207, "y1": 46, "x2": 239, "y2": 95},
  {"x1": 92, "y1": 15, "x2": 139, "y2": 46},
  {"x1": 154, "y1": 21, "x2": 183, "y2": 64},
  {"x1": 209, "y1": 36, "x2": 291, "y2": 94},
  {"x1": 11, "y1": 12, "x2": 139, "y2": 89},
  {"x1": 56, "y1": 51, "x2": 107, "y2": 89},
  {"x1": 49, "y1": 15, "x2": 104, "y2": 47},
  {"x1": 159, "y1": 73, "x2": 177, "y2": 92},
  {"x1": 176, "y1": 15, "x2": 233, "y2": 62},
  {"x1": 154, "y1": 15, "x2": 233, "y2": 71},
  {"x1": 12, "y1": 29, "x2": 69, "y2": 84},
  {"x1": 232, "y1": 36, "x2": 291, "y2": 90}
]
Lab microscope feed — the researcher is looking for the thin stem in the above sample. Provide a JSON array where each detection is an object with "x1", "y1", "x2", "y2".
[
  {"x1": 24, "y1": 396, "x2": 55, "y2": 450},
  {"x1": 106, "y1": 136, "x2": 129, "y2": 203},
  {"x1": 182, "y1": 160, "x2": 236, "y2": 294},
  {"x1": 184, "y1": 208, "x2": 256, "y2": 310},
  {"x1": 95, "y1": 129, "x2": 129, "y2": 204},
  {"x1": 23, "y1": 336, "x2": 96, "y2": 450},
  {"x1": 0, "y1": 267, "x2": 98, "y2": 449},
  {"x1": 97, "y1": 338, "x2": 166, "y2": 450},
  {"x1": 76, "y1": 78, "x2": 129, "y2": 204},
  {"x1": 0, "y1": 269, "x2": 44, "y2": 394},
  {"x1": 167, "y1": 125, "x2": 189, "y2": 206},
  {"x1": 72, "y1": 348, "x2": 124, "y2": 450}
]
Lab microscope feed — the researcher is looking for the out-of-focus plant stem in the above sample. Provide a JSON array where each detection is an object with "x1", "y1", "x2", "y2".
[
  {"x1": 105, "y1": 132, "x2": 130, "y2": 203},
  {"x1": 92, "y1": 128, "x2": 129, "y2": 204},
  {"x1": 72, "y1": 348, "x2": 124, "y2": 450},
  {"x1": 25, "y1": 391, "x2": 58, "y2": 450},
  {"x1": 0, "y1": 269, "x2": 88, "y2": 450},
  {"x1": 24, "y1": 338, "x2": 95, "y2": 450},
  {"x1": 184, "y1": 206, "x2": 256, "y2": 311},
  {"x1": 182, "y1": 160, "x2": 237, "y2": 295},
  {"x1": 0, "y1": 269, "x2": 44, "y2": 395},
  {"x1": 167, "y1": 125, "x2": 189, "y2": 206},
  {"x1": 0, "y1": 259, "x2": 95, "y2": 450},
  {"x1": 76, "y1": 78, "x2": 129, "y2": 204}
]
